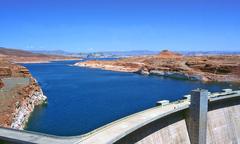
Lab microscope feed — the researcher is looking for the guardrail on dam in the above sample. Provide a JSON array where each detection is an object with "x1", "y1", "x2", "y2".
[{"x1": 0, "y1": 89, "x2": 240, "y2": 144}]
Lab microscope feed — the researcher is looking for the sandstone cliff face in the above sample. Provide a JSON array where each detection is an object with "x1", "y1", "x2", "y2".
[
  {"x1": 0, "y1": 60, "x2": 47, "y2": 129},
  {"x1": 0, "y1": 60, "x2": 31, "y2": 77},
  {"x1": 10, "y1": 80, "x2": 47, "y2": 129},
  {"x1": 0, "y1": 67, "x2": 12, "y2": 77},
  {"x1": 157, "y1": 50, "x2": 183, "y2": 58},
  {"x1": 75, "y1": 51, "x2": 240, "y2": 82}
]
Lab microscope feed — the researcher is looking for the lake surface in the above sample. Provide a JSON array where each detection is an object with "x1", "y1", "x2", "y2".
[{"x1": 23, "y1": 60, "x2": 239, "y2": 136}]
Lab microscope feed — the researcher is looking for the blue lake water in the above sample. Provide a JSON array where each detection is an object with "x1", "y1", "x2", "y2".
[{"x1": 22, "y1": 60, "x2": 239, "y2": 136}]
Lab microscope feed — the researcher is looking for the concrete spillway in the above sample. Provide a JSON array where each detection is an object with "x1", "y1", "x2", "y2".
[{"x1": 0, "y1": 89, "x2": 240, "y2": 144}]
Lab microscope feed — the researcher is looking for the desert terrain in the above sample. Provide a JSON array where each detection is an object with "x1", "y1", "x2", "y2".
[
  {"x1": 75, "y1": 50, "x2": 240, "y2": 82},
  {"x1": 0, "y1": 60, "x2": 47, "y2": 129},
  {"x1": 0, "y1": 47, "x2": 80, "y2": 129},
  {"x1": 0, "y1": 47, "x2": 80, "y2": 63}
]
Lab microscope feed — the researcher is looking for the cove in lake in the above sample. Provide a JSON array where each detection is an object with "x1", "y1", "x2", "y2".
[{"x1": 23, "y1": 60, "x2": 239, "y2": 136}]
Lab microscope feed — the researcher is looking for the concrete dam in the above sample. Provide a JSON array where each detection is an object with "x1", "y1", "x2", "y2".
[{"x1": 1, "y1": 89, "x2": 240, "y2": 144}]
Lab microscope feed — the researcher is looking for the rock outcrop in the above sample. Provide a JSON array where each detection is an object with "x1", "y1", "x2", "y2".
[
  {"x1": 75, "y1": 50, "x2": 240, "y2": 82},
  {"x1": 158, "y1": 50, "x2": 183, "y2": 58},
  {"x1": 10, "y1": 80, "x2": 47, "y2": 129},
  {"x1": 0, "y1": 60, "x2": 47, "y2": 129}
]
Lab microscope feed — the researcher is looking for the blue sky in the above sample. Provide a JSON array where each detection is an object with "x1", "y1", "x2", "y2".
[{"x1": 0, "y1": 0, "x2": 239, "y2": 52}]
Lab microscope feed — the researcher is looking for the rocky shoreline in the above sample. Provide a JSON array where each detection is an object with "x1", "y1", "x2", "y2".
[
  {"x1": 10, "y1": 79, "x2": 47, "y2": 129},
  {"x1": 74, "y1": 61, "x2": 140, "y2": 72},
  {"x1": 0, "y1": 60, "x2": 47, "y2": 130},
  {"x1": 74, "y1": 62, "x2": 206, "y2": 81},
  {"x1": 137, "y1": 69, "x2": 205, "y2": 81},
  {"x1": 74, "y1": 51, "x2": 240, "y2": 82}
]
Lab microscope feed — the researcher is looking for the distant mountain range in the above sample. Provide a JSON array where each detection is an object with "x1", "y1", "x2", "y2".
[
  {"x1": 31, "y1": 50, "x2": 161, "y2": 58},
  {"x1": 31, "y1": 49, "x2": 240, "y2": 58},
  {"x1": 0, "y1": 47, "x2": 79, "y2": 63},
  {"x1": 179, "y1": 51, "x2": 240, "y2": 56},
  {"x1": 0, "y1": 47, "x2": 48, "y2": 57},
  {"x1": 1, "y1": 47, "x2": 239, "y2": 60},
  {"x1": 31, "y1": 50, "x2": 74, "y2": 56}
]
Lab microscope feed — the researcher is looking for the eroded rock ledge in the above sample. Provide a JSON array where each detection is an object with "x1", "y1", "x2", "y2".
[
  {"x1": 0, "y1": 60, "x2": 47, "y2": 129},
  {"x1": 10, "y1": 79, "x2": 47, "y2": 129},
  {"x1": 74, "y1": 50, "x2": 240, "y2": 82}
]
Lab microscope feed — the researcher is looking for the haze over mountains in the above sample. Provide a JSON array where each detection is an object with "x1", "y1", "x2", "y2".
[
  {"x1": 32, "y1": 50, "x2": 161, "y2": 58},
  {"x1": 32, "y1": 49, "x2": 240, "y2": 58},
  {"x1": 1, "y1": 47, "x2": 240, "y2": 61},
  {"x1": 0, "y1": 47, "x2": 79, "y2": 63}
]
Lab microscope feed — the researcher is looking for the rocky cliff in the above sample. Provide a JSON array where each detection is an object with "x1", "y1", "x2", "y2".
[
  {"x1": 10, "y1": 79, "x2": 47, "y2": 129},
  {"x1": 0, "y1": 60, "x2": 47, "y2": 129},
  {"x1": 75, "y1": 50, "x2": 240, "y2": 82}
]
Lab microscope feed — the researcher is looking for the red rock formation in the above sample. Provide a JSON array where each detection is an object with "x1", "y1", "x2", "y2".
[
  {"x1": 158, "y1": 50, "x2": 183, "y2": 58},
  {"x1": 0, "y1": 60, "x2": 46, "y2": 128},
  {"x1": 75, "y1": 51, "x2": 240, "y2": 82},
  {"x1": 0, "y1": 67, "x2": 12, "y2": 77}
]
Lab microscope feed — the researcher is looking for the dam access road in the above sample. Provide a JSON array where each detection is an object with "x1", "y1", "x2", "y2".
[{"x1": 0, "y1": 89, "x2": 240, "y2": 144}]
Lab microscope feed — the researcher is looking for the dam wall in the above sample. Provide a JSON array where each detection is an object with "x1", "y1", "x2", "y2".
[
  {"x1": 207, "y1": 96, "x2": 240, "y2": 144},
  {"x1": 0, "y1": 89, "x2": 240, "y2": 144},
  {"x1": 116, "y1": 93, "x2": 240, "y2": 144},
  {"x1": 115, "y1": 110, "x2": 190, "y2": 144}
]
